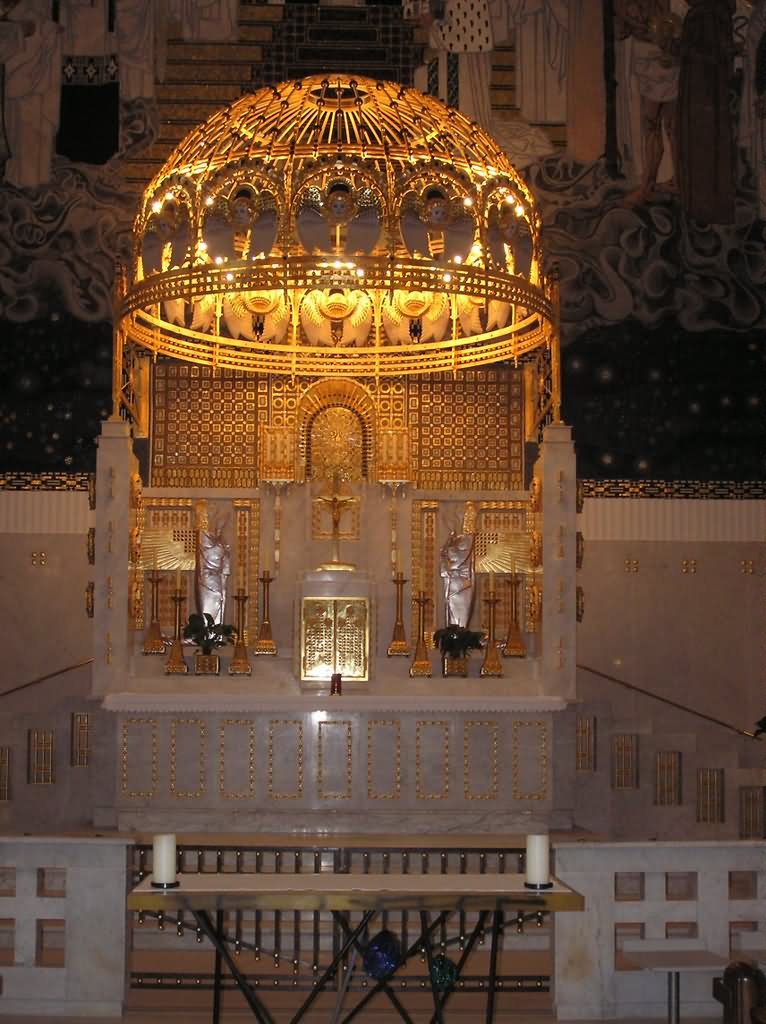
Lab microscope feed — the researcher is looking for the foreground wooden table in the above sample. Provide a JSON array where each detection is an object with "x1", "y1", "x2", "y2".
[{"x1": 129, "y1": 872, "x2": 584, "y2": 1024}]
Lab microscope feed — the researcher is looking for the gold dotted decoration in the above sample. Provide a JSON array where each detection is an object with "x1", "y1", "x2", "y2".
[
  {"x1": 367, "y1": 719, "x2": 401, "y2": 800},
  {"x1": 511, "y1": 720, "x2": 548, "y2": 801},
  {"x1": 317, "y1": 720, "x2": 353, "y2": 800},
  {"x1": 169, "y1": 719, "x2": 207, "y2": 799},
  {"x1": 415, "y1": 720, "x2": 449, "y2": 800},
  {"x1": 121, "y1": 718, "x2": 159, "y2": 798},
  {"x1": 218, "y1": 719, "x2": 256, "y2": 800},
  {"x1": 268, "y1": 720, "x2": 304, "y2": 800},
  {"x1": 463, "y1": 721, "x2": 498, "y2": 801}
]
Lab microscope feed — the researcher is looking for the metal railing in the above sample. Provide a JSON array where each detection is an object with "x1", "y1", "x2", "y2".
[{"x1": 128, "y1": 839, "x2": 552, "y2": 1011}]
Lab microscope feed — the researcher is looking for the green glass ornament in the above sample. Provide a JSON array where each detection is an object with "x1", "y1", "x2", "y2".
[{"x1": 430, "y1": 953, "x2": 458, "y2": 990}]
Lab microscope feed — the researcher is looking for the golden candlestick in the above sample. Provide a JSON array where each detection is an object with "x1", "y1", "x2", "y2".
[
  {"x1": 229, "y1": 589, "x2": 252, "y2": 675},
  {"x1": 480, "y1": 590, "x2": 504, "y2": 677},
  {"x1": 164, "y1": 590, "x2": 189, "y2": 674},
  {"x1": 409, "y1": 592, "x2": 432, "y2": 677},
  {"x1": 254, "y1": 570, "x2": 277, "y2": 655},
  {"x1": 387, "y1": 572, "x2": 411, "y2": 656},
  {"x1": 503, "y1": 575, "x2": 527, "y2": 658},
  {"x1": 142, "y1": 570, "x2": 166, "y2": 655}
]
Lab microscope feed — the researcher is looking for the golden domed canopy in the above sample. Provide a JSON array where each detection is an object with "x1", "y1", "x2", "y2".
[{"x1": 118, "y1": 74, "x2": 556, "y2": 378}]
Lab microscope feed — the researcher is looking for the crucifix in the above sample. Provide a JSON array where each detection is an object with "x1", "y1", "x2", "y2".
[{"x1": 316, "y1": 472, "x2": 357, "y2": 572}]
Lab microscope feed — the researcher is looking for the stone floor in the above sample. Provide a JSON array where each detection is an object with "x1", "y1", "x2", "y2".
[{"x1": 2, "y1": 1016, "x2": 718, "y2": 1023}]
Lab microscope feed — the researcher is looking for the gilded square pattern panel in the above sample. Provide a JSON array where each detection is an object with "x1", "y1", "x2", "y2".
[
  {"x1": 407, "y1": 368, "x2": 523, "y2": 491},
  {"x1": 121, "y1": 718, "x2": 158, "y2": 799},
  {"x1": 317, "y1": 721, "x2": 353, "y2": 800},
  {"x1": 268, "y1": 720, "x2": 304, "y2": 800},
  {"x1": 511, "y1": 720, "x2": 548, "y2": 801},
  {"x1": 218, "y1": 720, "x2": 256, "y2": 800},
  {"x1": 367, "y1": 720, "x2": 401, "y2": 800},
  {"x1": 151, "y1": 362, "x2": 258, "y2": 488}
]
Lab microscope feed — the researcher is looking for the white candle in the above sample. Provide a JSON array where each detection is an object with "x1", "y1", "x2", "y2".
[
  {"x1": 152, "y1": 833, "x2": 177, "y2": 885},
  {"x1": 525, "y1": 834, "x2": 550, "y2": 886}
]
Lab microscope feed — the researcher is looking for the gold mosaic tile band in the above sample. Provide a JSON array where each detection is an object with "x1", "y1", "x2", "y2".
[
  {"x1": 0, "y1": 472, "x2": 90, "y2": 491},
  {"x1": 580, "y1": 480, "x2": 766, "y2": 499}
]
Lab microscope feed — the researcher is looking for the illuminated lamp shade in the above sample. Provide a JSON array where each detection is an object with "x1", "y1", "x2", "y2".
[{"x1": 118, "y1": 74, "x2": 557, "y2": 380}]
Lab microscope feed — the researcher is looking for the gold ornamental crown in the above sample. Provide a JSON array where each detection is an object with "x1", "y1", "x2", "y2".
[{"x1": 119, "y1": 74, "x2": 555, "y2": 378}]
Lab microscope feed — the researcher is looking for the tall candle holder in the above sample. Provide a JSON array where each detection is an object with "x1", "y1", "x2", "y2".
[
  {"x1": 503, "y1": 575, "x2": 527, "y2": 658},
  {"x1": 387, "y1": 572, "x2": 411, "y2": 656},
  {"x1": 142, "y1": 570, "x2": 166, "y2": 655},
  {"x1": 228, "y1": 589, "x2": 252, "y2": 675},
  {"x1": 409, "y1": 591, "x2": 432, "y2": 677},
  {"x1": 164, "y1": 588, "x2": 188, "y2": 675},
  {"x1": 254, "y1": 570, "x2": 277, "y2": 655},
  {"x1": 480, "y1": 587, "x2": 503, "y2": 677}
]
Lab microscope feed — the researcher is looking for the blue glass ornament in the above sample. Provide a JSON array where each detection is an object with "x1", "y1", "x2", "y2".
[{"x1": 363, "y1": 929, "x2": 401, "y2": 980}]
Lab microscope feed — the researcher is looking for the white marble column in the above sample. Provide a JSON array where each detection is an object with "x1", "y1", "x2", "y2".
[{"x1": 92, "y1": 420, "x2": 137, "y2": 696}]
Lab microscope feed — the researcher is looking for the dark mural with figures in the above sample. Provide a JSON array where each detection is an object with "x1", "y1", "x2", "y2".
[{"x1": 0, "y1": 0, "x2": 764, "y2": 481}]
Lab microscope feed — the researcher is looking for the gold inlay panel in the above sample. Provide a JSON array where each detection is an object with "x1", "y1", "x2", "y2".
[
  {"x1": 268, "y1": 720, "x2": 304, "y2": 800},
  {"x1": 218, "y1": 720, "x2": 256, "y2": 800},
  {"x1": 70, "y1": 713, "x2": 89, "y2": 768},
  {"x1": 121, "y1": 718, "x2": 159, "y2": 798},
  {"x1": 27, "y1": 730, "x2": 55, "y2": 786},
  {"x1": 0, "y1": 748, "x2": 10, "y2": 802},
  {"x1": 511, "y1": 720, "x2": 548, "y2": 801},
  {"x1": 415, "y1": 720, "x2": 450, "y2": 801},
  {"x1": 611, "y1": 734, "x2": 639, "y2": 790},
  {"x1": 317, "y1": 720, "x2": 353, "y2": 800},
  {"x1": 367, "y1": 720, "x2": 401, "y2": 800},
  {"x1": 697, "y1": 768, "x2": 725, "y2": 824},
  {"x1": 170, "y1": 719, "x2": 207, "y2": 799},
  {"x1": 463, "y1": 721, "x2": 498, "y2": 801}
]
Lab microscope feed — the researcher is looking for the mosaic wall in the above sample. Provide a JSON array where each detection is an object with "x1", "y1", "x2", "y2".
[
  {"x1": 151, "y1": 364, "x2": 259, "y2": 488},
  {"x1": 149, "y1": 364, "x2": 523, "y2": 491}
]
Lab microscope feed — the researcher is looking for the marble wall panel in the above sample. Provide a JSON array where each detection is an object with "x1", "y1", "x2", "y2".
[{"x1": 113, "y1": 710, "x2": 565, "y2": 831}]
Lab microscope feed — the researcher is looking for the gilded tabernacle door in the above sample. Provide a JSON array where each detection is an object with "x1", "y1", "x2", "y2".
[{"x1": 301, "y1": 597, "x2": 369, "y2": 684}]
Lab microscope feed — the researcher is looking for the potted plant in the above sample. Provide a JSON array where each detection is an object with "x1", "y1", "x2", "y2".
[
  {"x1": 433, "y1": 625, "x2": 484, "y2": 677},
  {"x1": 183, "y1": 613, "x2": 236, "y2": 675}
]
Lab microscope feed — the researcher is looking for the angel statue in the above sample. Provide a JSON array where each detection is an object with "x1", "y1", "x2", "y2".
[
  {"x1": 439, "y1": 500, "x2": 477, "y2": 628},
  {"x1": 194, "y1": 501, "x2": 231, "y2": 626}
]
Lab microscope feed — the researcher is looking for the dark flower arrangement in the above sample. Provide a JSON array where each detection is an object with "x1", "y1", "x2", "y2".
[
  {"x1": 183, "y1": 613, "x2": 236, "y2": 655},
  {"x1": 433, "y1": 625, "x2": 484, "y2": 660}
]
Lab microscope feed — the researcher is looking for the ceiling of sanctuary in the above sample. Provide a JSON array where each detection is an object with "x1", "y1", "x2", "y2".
[{"x1": 0, "y1": 1, "x2": 763, "y2": 479}]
